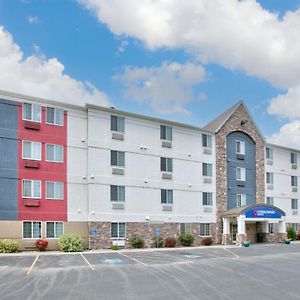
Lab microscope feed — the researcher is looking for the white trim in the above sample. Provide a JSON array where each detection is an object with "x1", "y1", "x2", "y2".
[
  {"x1": 22, "y1": 140, "x2": 42, "y2": 161},
  {"x1": 236, "y1": 140, "x2": 245, "y2": 155},
  {"x1": 110, "y1": 222, "x2": 126, "y2": 239},
  {"x1": 22, "y1": 220, "x2": 42, "y2": 239},
  {"x1": 45, "y1": 181, "x2": 64, "y2": 200},
  {"x1": 22, "y1": 102, "x2": 41, "y2": 123},
  {"x1": 45, "y1": 143, "x2": 64, "y2": 163},
  {"x1": 45, "y1": 221, "x2": 64, "y2": 239},
  {"x1": 22, "y1": 179, "x2": 42, "y2": 199},
  {"x1": 45, "y1": 107, "x2": 64, "y2": 127}
]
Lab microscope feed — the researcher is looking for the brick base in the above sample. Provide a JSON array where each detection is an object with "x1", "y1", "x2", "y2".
[
  {"x1": 88, "y1": 222, "x2": 216, "y2": 249},
  {"x1": 236, "y1": 234, "x2": 247, "y2": 246},
  {"x1": 222, "y1": 234, "x2": 232, "y2": 245}
]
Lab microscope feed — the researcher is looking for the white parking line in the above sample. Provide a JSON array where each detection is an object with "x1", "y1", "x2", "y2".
[
  {"x1": 118, "y1": 252, "x2": 148, "y2": 266},
  {"x1": 26, "y1": 255, "x2": 39, "y2": 275},
  {"x1": 154, "y1": 251, "x2": 192, "y2": 263},
  {"x1": 223, "y1": 247, "x2": 239, "y2": 259},
  {"x1": 80, "y1": 253, "x2": 95, "y2": 270}
]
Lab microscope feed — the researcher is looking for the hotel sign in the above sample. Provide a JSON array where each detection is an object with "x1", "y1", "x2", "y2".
[{"x1": 245, "y1": 206, "x2": 283, "y2": 219}]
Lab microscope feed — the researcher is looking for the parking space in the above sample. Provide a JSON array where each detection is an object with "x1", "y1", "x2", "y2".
[
  {"x1": 84, "y1": 252, "x2": 137, "y2": 266},
  {"x1": 0, "y1": 255, "x2": 36, "y2": 270}
]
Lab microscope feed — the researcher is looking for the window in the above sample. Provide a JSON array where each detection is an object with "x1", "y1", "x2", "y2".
[
  {"x1": 110, "y1": 185, "x2": 125, "y2": 202},
  {"x1": 46, "y1": 222, "x2": 64, "y2": 238},
  {"x1": 202, "y1": 134, "x2": 212, "y2": 148},
  {"x1": 268, "y1": 223, "x2": 275, "y2": 234},
  {"x1": 291, "y1": 152, "x2": 297, "y2": 164},
  {"x1": 203, "y1": 192, "x2": 213, "y2": 206},
  {"x1": 46, "y1": 107, "x2": 64, "y2": 126},
  {"x1": 160, "y1": 125, "x2": 172, "y2": 141},
  {"x1": 160, "y1": 157, "x2": 173, "y2": 172},
  {"x1": 111, "y1": 115, "x2": 125, "y2": 132},
  {"x1": 161, "y1": 189, "x2": 173, "y2": 204},
  {"x1": 236, "y1": 167, "x2": 246, "y2": 181},
  {"x1": 22, "y1": 180, "x2": 41, "y2": 198},
  {"x1": 180, "y1": 223, "x2": 192, "y2": 235},
  {"x1": 236, "y1": 140, "x2": 245, "y2": 155},
  {"x1": 111, "y1": 150, "x2": 125, "y2": 167},
  {"x1": 266, "y1": 147, "x2": 273, "y2": 160},
  {"x1": 111, "y1": 222, "x2": 126, "y2": 238},
  {"x1": 46, "y1": 182, "x2": 64, "y2": 200},
  {"x1": 200, "y1": 223, "x2": 211, "y2": 236},
  {"x1": 292, "y1": 199, "x2": 298, "y2": 210},
  {"x1": 291, "y1": 223, "x2": 298, "y2": 232},
  {"x1": 23, "y1": 221, "x2": 41, "y2": 239},
  {"x1": 22, "y1": 103, "x2": 41, "y2": 122},
  {"x1": 22, "y1": 141, "x2": 41, "y2": 160},
  {"x1": 266, "y1": 197, "x2": 274, "y2": 205},
  {"x1": 291, "y1": 176, "x2": 298, "y2": 187},
  {"x1": 202, "y1": 163, "x2": 213, "y2": 177},
  {"x1": 266, "y1": 172, "x2": 274, "y2": 184},
  {"x1": 46, "y1": 144, "x2": 63, "y2": 163},
  {"x1": 236, "y1": 194, "x2": 246, "y2": 207}
]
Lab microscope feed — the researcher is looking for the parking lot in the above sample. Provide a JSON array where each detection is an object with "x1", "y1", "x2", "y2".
[{"x1": 1, "y1": 243, "x2": 300, "y2": 299}]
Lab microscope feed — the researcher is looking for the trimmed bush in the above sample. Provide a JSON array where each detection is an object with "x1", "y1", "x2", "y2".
[
  {"x1": 152, "y1": 236, "x2": 164, "y2": 248},
  {"x1": 0, "y1": 239, "x2": 21, "y2": 253},
  {"x1": 58, "y1": 234, "x2": 84, "y2": 252},
  {"x1": 201, "y1": 237, "x2": 213, "y2": 246},
  {"x1": 111, "y1": 245, "x2": 120, "y2": 250},
  {"x1": 165, "y1": 237, "x2": 176, "y2": 248},
  {"x1": 179, "y1": 234, "x2": 194, "y2": 247},
  {"x1": 287, "y1": 227, "x2": 297, "y2": 241},
  {"x1": 130, "y1": 235, "x2": 144, "y2": 248},
  {"x1": 35, "y1": 239, "x2": 48, "y2": 251}
]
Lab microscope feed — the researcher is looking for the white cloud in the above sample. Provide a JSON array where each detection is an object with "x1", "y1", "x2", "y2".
[
  {"x1": 268, "y1": 120, "x2": 300, "y2": 150},
  {"x1": 0, "y1": 26, "x2": 109, "y2": 107},
  {"x1": 78, "y1": 0, "x2": 300, "y2": 146},
  {"x1": 114, "y1": 62, "x2": 206, "y2": 114},
  {"x1": 27, "y1": 16, "x2": 40, "y2": 24}
]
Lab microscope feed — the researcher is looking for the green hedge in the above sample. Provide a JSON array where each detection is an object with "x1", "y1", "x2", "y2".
[
  {"x1": 0, "y1": 239, "x2": 21, "y2": 253},
  {"x1": 58, "y1": 234, "x2": 84, "y2": 252}
]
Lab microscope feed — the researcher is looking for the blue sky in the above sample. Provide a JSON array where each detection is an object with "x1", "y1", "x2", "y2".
[{"x1": 1, "y1": 0, "x2": 300, "y2": 146}]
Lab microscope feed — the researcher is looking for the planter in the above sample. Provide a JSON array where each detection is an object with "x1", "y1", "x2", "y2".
[
  {"x1": 243, "y1": 241, "x2": 250, "y2": 247},
  {"x1": 284, "y1": 239, "x2": 291, "y2": 245}
]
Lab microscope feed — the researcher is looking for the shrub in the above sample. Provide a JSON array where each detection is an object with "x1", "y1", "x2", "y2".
[
  {"x1": 0, "y1": 239, "x2": 21, "y2": 253},
  {"x1": 58, "y1": 234, "x2": 84, "y2": 252},
  {"x1": 201, "y1": 237, "x2": 213, "y2": 246},
  {"x1": 111, "y1": 245, "x2": 120, "y2": 250},
  {"x1": 35, "y1": 239, "x2": 48, "y2": 251},
  {"x1": 130, "y1": 235, "x2": 144, "y2": 248},
  {"x1": 179, "y1": 234, "x2": 194, "y2": 247},
  {"x1": 164, "y1": 237, "x2": 176, "y2": 248},
  {"x1": 287, "y1": 227, "x2": 297, "y2": 241},
  {"x1": 152, "y1": 236, "x2": 164, "y2": 248}
]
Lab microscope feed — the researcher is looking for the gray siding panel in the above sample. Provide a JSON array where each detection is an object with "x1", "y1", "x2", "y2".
[
  {"x1": 227, "y1": 131, "x2": 256, "y2": 210},
  {"x1": 0, "y1": 99, "x2": 18, "y2": 220}
]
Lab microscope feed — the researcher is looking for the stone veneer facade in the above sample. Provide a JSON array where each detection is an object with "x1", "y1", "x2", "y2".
[
  {"x1": 215, "y1": 104, "x2": 265, "y2": 244},
  {"x1": 88, "y1": 222, "x2": 216, "y2": 249}
]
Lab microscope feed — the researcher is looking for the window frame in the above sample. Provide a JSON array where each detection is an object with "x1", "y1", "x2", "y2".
[
  {"x1": 111, "y1": 150, "x2": 125, "y2": 167},
  {"x1": 160, "y1": 157, "x2": 173, "y2": 172},
  {"x1": 291, "y1": 152, "x2": 298, "y2": 165},
  {"x1": 111, "y1": 115, "x2": 125, "y2": 133},
  {"x1": 292, "y1": 198, "x2": 298, "y2": 210},
  {"x1": 46, "y1": 107, "x2": 64, "y2": 126},
  {"x1": 236, "y1": 140, "x2": 245, "y2": 155},
  {"x1": 236, "y1": 167, "x2": 246, "y2": 181},
  {"x1": 22, "y1": 140, "x2": 41, "y2": 161},
  {"x1": 266, "y1": 147, "x2": 273, "y2": 160},
  {"x1": 46, "y1": 221, "x2": 64, "y2": 239},
  {"x1": 22, "y1": 221, "x2": 42, "y2": 239},
  {"x1": 199, "y1": 223, "x2": 211, "y2": 236},
  {"x1": 236, "y1": 194, "x2": 247, "y2": 207},
  {"x1": 266, "y1": 172, "x2": 274, "y2": 184},
  {"x1": 161, "y1": 189, "x2": 173, "y2": 204},
  {"x1": 266, "y1": 197, "x2": 274, "y2": 205},
  {"x1": 111, "y1": 222, "x2": 126, "y2": 239},
  {"x1": 291, "y1": 223, "x2": 298, "y2": 232},
  {"x1": 46, "y1": 144, "x2": 64, "y2": 163},
  {"x1": 160, "y1": 125, "x2": 172, "y2": 141},
  {"x1": 22, "y1": 179, "x2": 41, "y2": 199},
  {"x1": 268, "y1": 223, "x2": 275, "y2": 234},
  {"x1": 202, "y1": 192, "x2": 213, "y2": 206},
  {"x1": 46, "y1": 181, "x2": 64, "y2": 200},
  {"x1": 202, "y1": 134, "x2": 212, "y2": 148},
  {"x1": 291, "y1": 176, "x2": 298, "y2": 187},
  {"x1": 202, "y1": 163, "x2": 213, "y2": 177},
  {"x1": 22, "y1": 102, "x2": 41, "y2": 123},
  {"x1": 180, "y1": 223, "x2": 192, "y2": 235},
  {"x1": 110, "y1": 185, "x2": 125, "y2": 202}
]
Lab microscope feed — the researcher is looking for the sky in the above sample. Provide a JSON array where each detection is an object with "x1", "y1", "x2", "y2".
[{"x1": 1, "y1": 0, "x2": 300, "y2": 148}]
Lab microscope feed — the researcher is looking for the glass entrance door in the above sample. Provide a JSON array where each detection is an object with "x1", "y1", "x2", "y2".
[{"x1": 232, "y1": 224, "x2": 238, "y2": 242}]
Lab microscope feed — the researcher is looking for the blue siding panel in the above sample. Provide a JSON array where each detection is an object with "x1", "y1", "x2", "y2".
[
  {"x1": 227, "y1": 131, "x2": 256, "y2": 210},
  {"x1": 0, "y1": 99, "x2": 18, "y2": 220}
]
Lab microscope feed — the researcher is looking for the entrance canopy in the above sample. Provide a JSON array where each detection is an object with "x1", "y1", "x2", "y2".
[{"x1": 223, "y1": 204, "x2": 285, "y2": 220}]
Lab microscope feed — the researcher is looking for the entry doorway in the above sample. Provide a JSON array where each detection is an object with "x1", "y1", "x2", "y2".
[{"x1": 231, "y1": 224, "x2": 237, "y2": 242}]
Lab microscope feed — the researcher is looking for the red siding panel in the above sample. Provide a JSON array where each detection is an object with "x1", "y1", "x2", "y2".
[{"x1": 18, "y1": 104, "x2": 67, "y2": 221}]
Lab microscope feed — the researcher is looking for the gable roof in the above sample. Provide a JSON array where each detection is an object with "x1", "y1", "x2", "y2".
[{"x1": 203, "y1": 100, "x2": 265, "y2": 141}]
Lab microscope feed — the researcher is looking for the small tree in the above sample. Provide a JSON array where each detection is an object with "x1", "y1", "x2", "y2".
[
  {"x1": 179, "y1": 234, "x2": 194, "y2": 246},
  {"x1": 287, "y1": 227, "x2": 297, "y2": 241},
  {"x1": 130, "y1": 235, "x2": 144, "y2": 248}
]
